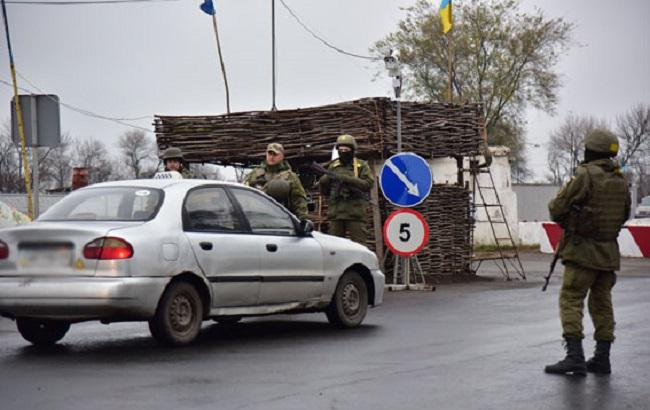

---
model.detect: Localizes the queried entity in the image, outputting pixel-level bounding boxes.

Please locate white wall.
[430,146,519,246]
[518,222,542,246]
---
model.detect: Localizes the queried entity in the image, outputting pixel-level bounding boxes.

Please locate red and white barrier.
[540,221,650,258]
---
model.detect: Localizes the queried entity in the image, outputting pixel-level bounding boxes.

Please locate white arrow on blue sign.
[379,152,433,207]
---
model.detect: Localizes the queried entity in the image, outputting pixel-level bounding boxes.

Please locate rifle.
[309,161,377,206]
[542,245,561,292]
[541,204,581,292]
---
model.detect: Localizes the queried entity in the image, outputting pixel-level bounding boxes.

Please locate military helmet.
[584,129,619,156]
[336,134,358,150]
[162,147,184,161]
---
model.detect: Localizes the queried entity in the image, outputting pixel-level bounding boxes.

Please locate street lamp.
[384,51,402,152]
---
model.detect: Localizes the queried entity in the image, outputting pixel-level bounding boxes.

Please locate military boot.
[586,340,611,374]
[544,337,587,376]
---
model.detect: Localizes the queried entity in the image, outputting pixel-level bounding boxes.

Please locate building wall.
[0,194,66,217]
[512,184,561,222]
[519,222,542,246]
[430,146,519,246]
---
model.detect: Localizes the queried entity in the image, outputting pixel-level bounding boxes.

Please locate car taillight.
[0,240,8,259]
[83,237,133,260]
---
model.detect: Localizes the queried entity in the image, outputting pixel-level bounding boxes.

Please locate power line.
[278,0,378,62]
[5,0,177,5]
[15,72,150,121]
[0,77,153,133]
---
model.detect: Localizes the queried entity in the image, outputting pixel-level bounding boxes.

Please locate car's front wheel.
[149,281,203,346]
[326,270,368,328]
[16,318,70,346]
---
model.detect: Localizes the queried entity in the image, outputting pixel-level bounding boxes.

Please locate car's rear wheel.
[16,318,70,346]
[326,270,368,328]
[149,281,203,346]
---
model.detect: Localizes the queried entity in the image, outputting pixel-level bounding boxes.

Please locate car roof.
[83,179,246,191]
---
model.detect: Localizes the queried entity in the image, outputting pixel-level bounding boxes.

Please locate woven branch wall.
[154,97,483,165]
[307,183,472,277]
[154,97,482,276]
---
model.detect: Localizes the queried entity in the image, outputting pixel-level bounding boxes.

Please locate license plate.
[18,243,73,268]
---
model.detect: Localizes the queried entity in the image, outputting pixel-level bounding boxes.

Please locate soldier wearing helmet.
[161,147,194,178]
[545,129,631,377]
[244,143,309,220]
[318,134,374,245]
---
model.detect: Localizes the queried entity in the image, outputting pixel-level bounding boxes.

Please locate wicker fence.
[155,97,482,276]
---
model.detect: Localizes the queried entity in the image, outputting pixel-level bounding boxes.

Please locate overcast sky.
[1,0,648,181]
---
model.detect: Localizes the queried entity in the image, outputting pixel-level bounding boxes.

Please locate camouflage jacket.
[549,159,630,271]
[319,157,374,221]
[244,160,308,220]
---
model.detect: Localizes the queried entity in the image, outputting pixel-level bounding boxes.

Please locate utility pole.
[271,0,277,111]
[1,0,33,218]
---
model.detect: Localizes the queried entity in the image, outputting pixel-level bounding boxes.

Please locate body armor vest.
[576,163,628,241]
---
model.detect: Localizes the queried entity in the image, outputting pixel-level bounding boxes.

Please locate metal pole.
[395,78,405,283]
[396,99,402,153]
[32,147,39,217]
[1,0,33,218]
[271,0,277,111]
[630,176,638,220]
[28,96,39,217]
[404,257,410,287]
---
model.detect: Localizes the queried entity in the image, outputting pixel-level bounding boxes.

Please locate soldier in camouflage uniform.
[545,129,631,376]
[244,143,309,220]
[319,134,374,245]
[161,147,194,178]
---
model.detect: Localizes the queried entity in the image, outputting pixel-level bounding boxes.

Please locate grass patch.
[473,244,539,252]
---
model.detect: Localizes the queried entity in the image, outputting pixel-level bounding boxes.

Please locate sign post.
[379,153,434,290]
[10,94,61,218]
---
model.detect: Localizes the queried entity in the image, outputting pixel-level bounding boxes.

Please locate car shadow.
[7,318,381,364]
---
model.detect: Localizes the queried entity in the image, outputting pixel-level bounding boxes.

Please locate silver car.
[0,179,384,346]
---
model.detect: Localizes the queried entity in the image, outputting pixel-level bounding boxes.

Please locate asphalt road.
[1,252,649,410]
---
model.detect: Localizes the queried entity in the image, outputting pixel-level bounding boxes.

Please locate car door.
[228,187,324,305]
[183,186,261,307]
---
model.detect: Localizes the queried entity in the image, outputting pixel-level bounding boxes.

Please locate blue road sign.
[379,153,433,207]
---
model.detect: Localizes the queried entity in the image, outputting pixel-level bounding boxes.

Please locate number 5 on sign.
[383,209,429,257]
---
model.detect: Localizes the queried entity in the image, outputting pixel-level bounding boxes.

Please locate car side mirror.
[298,219,314,236]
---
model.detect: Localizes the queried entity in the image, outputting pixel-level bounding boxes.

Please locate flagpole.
[447,28,453,103]
[211,14,231,114]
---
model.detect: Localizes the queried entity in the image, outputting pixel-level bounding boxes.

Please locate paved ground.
[1,251,649,410]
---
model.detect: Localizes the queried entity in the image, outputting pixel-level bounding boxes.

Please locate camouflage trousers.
[559,263,616,341]
[328,220,368,246]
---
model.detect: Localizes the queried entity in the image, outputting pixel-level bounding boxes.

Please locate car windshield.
[38,187,164,221]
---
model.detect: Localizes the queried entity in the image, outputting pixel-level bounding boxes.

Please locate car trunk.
[0,221,137,277]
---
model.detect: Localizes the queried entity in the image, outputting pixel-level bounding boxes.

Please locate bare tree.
[616,103,650,198]
[37,133,74,191]
[118,130,157,179]
[545,114,607,184]
[74,138,115,184]
[0,129,20,192]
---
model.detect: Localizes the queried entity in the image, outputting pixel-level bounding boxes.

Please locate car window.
[39,187,163,221]
[184,187,243,232]
[230,188,296,236]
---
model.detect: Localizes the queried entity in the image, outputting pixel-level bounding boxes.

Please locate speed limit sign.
[383,209,429,257]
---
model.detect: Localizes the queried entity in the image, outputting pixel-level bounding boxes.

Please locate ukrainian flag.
[439,0,452,33]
